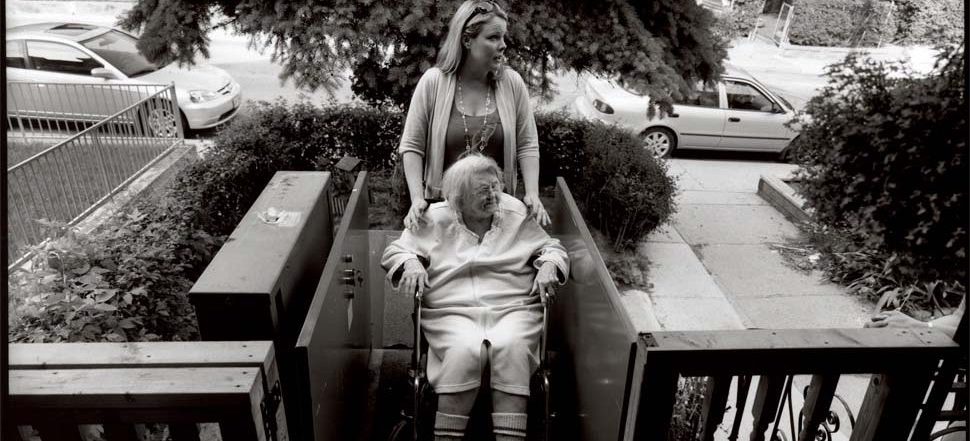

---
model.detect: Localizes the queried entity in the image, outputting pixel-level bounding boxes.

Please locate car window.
[81,30,157,77]
[6,40,27,68]
[26,40,103,76]
[725,80,775,112]
[676,82,719,108]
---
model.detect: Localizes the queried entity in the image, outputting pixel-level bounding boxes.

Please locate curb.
[757,175,810,224]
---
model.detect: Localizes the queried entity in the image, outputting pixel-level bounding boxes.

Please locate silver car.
[6,22,242,134]
[572,65,799,157]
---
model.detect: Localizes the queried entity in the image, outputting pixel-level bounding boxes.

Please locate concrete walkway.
[636,157,875,441]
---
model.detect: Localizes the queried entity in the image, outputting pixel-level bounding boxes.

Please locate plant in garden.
[787,0,894,47]
[786,44,967,313]
[892,0,964,45]
[711,0,765,42]
[118,0,726,114]
[9,199,220,342]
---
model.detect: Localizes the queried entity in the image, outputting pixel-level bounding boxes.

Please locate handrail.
[634,327,962,441]
[8,341,287,441]
[6,83,184,265]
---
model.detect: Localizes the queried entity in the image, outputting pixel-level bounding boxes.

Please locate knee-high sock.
[434,411,469,439]
[492,412,528,438]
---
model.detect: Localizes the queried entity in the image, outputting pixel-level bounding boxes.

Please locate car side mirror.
[91,67,117,80]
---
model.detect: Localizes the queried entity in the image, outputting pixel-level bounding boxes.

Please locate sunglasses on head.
[463,1,499,30]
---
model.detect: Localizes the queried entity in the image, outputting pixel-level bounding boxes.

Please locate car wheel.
[137,100,184,138]
[642,127,676,158]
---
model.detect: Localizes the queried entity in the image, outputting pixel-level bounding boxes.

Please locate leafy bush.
[787,46,966,303]
[174,102,674,249]
[9,197,220,343]
[171,100,405,236]
[711,0,765,42]
[892,0,964,45]
[788,0,894,47]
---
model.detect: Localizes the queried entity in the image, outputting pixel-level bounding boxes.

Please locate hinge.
[260,380,283,441]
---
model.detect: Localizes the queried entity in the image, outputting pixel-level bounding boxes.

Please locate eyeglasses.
[473,181,503,198]
[463,1,499,31]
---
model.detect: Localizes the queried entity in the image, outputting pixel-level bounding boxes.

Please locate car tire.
[642,127,676,159]
[137,99,186,138]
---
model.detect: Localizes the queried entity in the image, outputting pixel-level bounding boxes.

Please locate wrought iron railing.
[6,82,174,142]
[6,83,184,265]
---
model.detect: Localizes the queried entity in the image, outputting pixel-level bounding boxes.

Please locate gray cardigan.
[398,67,540,198]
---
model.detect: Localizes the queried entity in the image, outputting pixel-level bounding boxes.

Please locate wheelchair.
[389,292,553,441]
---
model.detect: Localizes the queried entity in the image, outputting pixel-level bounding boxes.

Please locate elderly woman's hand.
[523,193,550,227]
[531,261,559,303]
[399,258,429,298]
[404,198,429,231]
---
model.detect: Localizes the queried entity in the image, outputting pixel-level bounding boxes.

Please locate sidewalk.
[637,157,874,441]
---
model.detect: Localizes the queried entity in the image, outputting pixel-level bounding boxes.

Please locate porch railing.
[633,325,966,441]
[6,83,184,265]
[8,341,288,441]
[6,82,170,141]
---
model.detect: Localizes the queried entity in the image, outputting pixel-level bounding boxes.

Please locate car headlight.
[189,90,220,103]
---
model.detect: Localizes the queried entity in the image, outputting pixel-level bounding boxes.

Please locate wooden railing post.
[796,374,840,441]
[850,364,937,441]
[633,354,678,440]
[749,375,786,441]
[700,376,732,441]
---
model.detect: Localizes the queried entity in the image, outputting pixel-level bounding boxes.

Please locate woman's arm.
[509,70,550,225]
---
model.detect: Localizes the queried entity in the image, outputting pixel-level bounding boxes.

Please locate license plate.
[232,95,241,108]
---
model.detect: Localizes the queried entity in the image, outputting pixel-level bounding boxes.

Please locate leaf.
[875,288,900,312]
[93,303,118,312]
[71,262,92,275]
[94,290,119,303]
[105,332,126,342]
[123,293,133,305]
[130,286,148,297]
[118,318,137,329]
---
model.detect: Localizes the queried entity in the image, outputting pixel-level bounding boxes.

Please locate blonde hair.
[440,153,503,212]
[436,0,508,80]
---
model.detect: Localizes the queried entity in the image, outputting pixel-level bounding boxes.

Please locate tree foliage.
[788,44,967,284]
[118,0,727,110]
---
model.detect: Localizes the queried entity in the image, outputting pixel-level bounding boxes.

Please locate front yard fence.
[6,83,184,266]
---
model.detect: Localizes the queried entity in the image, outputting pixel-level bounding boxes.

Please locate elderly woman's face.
[463,172,502,220]
[465,17,507,72]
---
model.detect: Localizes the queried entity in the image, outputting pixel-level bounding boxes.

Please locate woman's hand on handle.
[400,258,429,299]
[404,198,429,231]
[532,261,559,304]
[523,193,550,227]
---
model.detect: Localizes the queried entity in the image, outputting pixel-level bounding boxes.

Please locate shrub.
[8,196,220,343]
[174,102,674,249]
[170,100,405,236]
[711,0,765,42]
[787,45,966,290]
[787,0,894,47]
[892,0,964,45]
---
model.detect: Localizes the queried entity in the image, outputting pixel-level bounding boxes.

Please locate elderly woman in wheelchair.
[382,153,569,440]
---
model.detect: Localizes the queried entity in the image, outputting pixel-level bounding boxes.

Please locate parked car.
[572,65,799,158]
[5,22,242,136]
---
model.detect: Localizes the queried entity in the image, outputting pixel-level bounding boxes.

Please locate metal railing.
[6,82,172,143]
[6,83,184,265]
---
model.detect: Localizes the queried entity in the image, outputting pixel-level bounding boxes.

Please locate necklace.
[457,80,491,153]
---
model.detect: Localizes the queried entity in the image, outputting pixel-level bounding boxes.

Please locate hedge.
[712,0,765,41]
[787,45,966,288]
[892,0,964,45]
[9,101,676,342]
[787,0,894,47]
